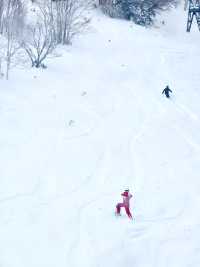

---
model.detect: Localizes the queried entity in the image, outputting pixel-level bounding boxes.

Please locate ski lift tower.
[187,0,200,32]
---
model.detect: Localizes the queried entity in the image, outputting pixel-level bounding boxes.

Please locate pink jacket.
[121,191,132,207]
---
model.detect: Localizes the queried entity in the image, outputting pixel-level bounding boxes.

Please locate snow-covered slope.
[1,5,200,267]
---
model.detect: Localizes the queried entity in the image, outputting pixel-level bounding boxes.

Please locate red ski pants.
[116,203,132,219]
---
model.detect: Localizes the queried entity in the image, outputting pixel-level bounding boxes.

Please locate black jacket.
[162,86,172,94]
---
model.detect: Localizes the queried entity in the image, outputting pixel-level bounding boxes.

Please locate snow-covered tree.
[101,0,178,26]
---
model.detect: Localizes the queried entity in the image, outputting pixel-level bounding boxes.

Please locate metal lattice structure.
[187,0,200,32]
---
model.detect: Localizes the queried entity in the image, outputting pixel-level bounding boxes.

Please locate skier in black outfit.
[162,85,172,98]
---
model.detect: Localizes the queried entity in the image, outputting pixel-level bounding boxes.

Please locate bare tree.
[22,3,56,68]
[49,0,92,45]
[0,0,4,34]
[0,37,5,78]
[2,0,25,79]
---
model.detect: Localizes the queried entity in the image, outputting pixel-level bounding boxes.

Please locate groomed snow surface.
[1,5,200,267]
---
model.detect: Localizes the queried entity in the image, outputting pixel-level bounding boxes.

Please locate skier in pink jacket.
[116,189,133,219]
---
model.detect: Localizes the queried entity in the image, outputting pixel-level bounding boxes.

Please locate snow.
[1,4,200,267]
